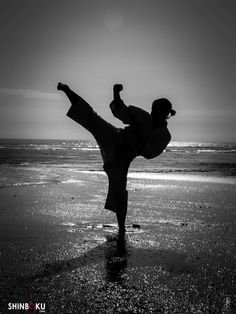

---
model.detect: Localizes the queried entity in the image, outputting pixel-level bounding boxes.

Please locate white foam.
[60,222,76,227]
[77,170,236,185]
[61,179,82,184]
[12,181,47,186]
[128,173,236,185]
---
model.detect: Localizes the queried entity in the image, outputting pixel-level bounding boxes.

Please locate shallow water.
[0,139,236,188]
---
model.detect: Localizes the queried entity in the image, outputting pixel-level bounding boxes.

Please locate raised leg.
[57,82,118,150]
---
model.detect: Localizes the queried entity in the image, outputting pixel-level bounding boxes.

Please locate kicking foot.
[57,82,69,91]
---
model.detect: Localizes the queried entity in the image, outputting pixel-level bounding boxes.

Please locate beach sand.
[0,172,235,313]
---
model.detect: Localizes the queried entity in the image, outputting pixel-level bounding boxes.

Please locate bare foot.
[57,82,69,91]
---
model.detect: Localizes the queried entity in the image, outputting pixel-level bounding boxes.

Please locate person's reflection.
[105,236,128,283]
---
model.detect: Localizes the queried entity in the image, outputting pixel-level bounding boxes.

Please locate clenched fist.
[113,84,123,92]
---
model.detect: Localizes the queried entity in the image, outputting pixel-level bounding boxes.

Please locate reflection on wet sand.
[105,236,128,283]
[20,236,192,285]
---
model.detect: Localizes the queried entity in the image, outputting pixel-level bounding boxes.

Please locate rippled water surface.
[1,139,236,188]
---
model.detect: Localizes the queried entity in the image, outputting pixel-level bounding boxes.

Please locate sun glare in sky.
[104,10,124,31]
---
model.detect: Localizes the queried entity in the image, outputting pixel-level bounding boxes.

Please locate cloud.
[0,88,61,100]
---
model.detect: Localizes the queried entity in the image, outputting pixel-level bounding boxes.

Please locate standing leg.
[104,162,130,235]
[116,210,126,236]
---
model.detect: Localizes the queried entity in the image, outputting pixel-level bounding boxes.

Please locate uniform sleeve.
[141,128,171,159]
[110,101,152,134]
[109,99,131,124]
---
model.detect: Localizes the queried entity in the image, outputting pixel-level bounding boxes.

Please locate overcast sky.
[0,0,235,142]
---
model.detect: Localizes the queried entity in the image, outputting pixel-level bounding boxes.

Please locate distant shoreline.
[76,170,236,185]
[0,138,236,144]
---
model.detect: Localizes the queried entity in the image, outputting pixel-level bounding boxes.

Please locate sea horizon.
[1,137,236,144]
[1,138,236,189]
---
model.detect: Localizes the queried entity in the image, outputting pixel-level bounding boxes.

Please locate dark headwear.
[151,98,176,118]
[151,98,176,128]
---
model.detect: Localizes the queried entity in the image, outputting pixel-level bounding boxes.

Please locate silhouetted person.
[57,83,176,235]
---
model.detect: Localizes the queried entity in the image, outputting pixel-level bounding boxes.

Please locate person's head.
[151,98,176,126]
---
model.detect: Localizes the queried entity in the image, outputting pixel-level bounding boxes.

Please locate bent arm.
[113,84,122,101]
[110,84,131,124]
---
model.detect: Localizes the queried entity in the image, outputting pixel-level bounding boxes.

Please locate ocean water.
[0,139,236,188]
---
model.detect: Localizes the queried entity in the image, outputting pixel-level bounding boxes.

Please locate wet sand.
[0,172,235,313]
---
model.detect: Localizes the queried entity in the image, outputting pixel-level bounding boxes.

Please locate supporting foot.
[116,211,126,236]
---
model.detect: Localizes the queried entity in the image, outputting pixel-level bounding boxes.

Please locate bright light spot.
[104,10,123,31]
